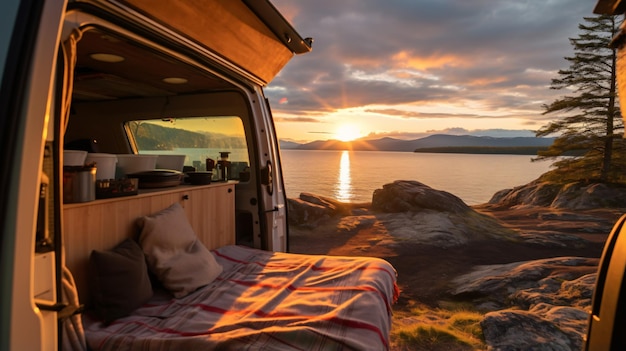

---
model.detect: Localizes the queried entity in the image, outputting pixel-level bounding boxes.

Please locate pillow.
[138,203,222,298]
[88,238,153,323]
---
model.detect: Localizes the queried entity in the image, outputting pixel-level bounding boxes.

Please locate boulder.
[488,180,562,207]
[451,257,598,308]
[481,310,581,351]
[490,180,626,210]
[287,193,353,227]
[551,182,626,209]
[372,180,471,214]
[375,210,519,247]
[371,181,519,246]
[287,197,332,227]
[451,257,598,350]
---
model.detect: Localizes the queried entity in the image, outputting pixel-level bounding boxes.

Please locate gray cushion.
[138,203,222,298]
[89,238,153,323]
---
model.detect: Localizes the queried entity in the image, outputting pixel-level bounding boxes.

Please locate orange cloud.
[274,116,320,123]
[392,50,465,70]
[467,76,508,86]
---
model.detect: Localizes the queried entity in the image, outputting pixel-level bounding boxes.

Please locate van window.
[126,116,250,179]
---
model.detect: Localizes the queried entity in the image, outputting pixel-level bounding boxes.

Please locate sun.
[335,124,360,142]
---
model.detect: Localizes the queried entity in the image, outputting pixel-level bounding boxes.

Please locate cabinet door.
[181,184,235,249]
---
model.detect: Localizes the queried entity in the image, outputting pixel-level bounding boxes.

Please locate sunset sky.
[266,0,594,142]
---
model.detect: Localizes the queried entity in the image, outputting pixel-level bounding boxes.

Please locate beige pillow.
[138,203,222,298]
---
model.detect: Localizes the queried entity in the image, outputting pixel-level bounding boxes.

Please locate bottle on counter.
[216,152,230,182]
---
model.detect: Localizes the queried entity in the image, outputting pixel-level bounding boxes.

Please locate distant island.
[280,134,556,155]
[413,146,549,155]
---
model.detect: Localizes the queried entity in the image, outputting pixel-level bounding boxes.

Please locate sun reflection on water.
[335,150,352,202]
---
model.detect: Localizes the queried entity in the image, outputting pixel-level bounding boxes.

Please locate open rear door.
[0,0,67,350]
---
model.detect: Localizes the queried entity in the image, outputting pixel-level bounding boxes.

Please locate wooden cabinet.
[63,182,235,304]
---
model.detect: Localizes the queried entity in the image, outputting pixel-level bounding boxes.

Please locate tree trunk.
[601,19,619,182]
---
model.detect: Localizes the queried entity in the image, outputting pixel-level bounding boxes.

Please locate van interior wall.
[65,91,251,154]
[64,90,261,249]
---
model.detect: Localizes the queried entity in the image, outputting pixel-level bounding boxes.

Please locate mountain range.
[280,134,555,153]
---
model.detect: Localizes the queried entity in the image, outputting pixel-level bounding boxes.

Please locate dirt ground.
[288,205,624,309]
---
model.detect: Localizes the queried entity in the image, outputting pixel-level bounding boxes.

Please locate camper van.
[0,0,312,349]
[4,0,625,350]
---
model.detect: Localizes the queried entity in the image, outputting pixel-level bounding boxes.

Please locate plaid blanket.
[84,245,398,351]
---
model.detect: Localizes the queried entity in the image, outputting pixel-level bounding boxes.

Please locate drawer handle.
[182,194,190,200]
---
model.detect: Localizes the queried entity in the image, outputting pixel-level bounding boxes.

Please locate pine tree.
[536,14,626,183]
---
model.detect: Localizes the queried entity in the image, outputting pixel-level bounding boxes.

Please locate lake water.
[280,150,554,205]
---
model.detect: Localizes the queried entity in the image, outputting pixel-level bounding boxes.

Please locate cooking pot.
[63,165,96,203]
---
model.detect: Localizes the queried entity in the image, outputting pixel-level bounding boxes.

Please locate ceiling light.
[162,77,188,84]
[90,53,125,63]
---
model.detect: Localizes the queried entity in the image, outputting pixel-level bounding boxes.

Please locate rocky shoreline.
[287,180,626,350]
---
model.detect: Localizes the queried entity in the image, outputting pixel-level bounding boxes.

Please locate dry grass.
[390,301,486,351]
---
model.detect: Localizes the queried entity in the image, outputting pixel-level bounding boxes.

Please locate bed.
[68,202,398,351]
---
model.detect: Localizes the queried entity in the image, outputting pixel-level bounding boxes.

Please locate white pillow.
[138,203,222,298]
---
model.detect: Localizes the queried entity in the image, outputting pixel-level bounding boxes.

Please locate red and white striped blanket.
[83,245,398,351]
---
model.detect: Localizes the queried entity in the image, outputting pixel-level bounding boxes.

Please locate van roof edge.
[243,0,312,54]
[594,0,626,14]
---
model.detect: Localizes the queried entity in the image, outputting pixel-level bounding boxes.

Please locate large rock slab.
[451,257,598,350]
[372,181,520,246]
[375,210,519,247]
[490,180,626,210]
[481,309,582,351]
[372,180,471,214]
[552,182,626,209]
[451,257,598,308]
[489,181,563,207]
[287,193,356,227]
[287,197,331,228]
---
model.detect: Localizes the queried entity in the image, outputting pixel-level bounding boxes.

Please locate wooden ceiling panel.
[73,29,232,102]
[121,0,293,84]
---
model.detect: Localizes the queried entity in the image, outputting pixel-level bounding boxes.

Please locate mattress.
[83,245,398,351]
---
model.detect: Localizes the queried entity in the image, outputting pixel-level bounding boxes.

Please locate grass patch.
[449,311,484,341]
[396,325,468,348]
[391,301,486,350]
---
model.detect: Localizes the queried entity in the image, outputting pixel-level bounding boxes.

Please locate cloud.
[273,116,321,123]
[426,128,538,138]
[269,0,593,132]
[363,131,431,140]
[363,127,537,139]
[363,108,549,122]
[365,109,486,119]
